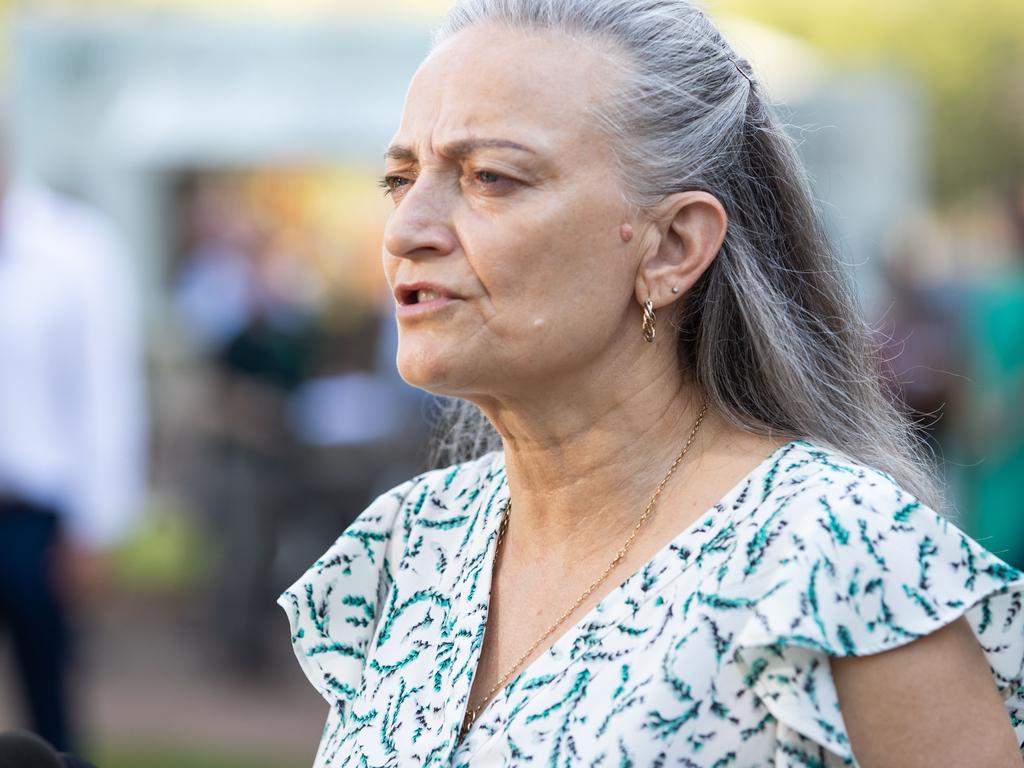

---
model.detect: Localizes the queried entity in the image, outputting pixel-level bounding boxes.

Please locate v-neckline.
[450,438,806,757]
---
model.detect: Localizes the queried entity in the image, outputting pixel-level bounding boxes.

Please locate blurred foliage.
[111,499,214,593]
[714,0,1024,206]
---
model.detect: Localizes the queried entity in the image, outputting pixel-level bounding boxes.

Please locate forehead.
[394,22,618,157]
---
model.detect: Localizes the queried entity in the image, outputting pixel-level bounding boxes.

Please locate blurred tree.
[715,0,1024,209]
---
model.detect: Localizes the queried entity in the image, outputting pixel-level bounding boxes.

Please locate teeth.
[416,289,440,303]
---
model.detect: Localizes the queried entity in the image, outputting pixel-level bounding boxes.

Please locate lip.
[393,281,463,319]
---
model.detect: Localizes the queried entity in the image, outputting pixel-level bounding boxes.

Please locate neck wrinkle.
[495,386,718,565]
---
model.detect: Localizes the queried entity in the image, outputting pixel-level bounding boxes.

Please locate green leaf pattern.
[279,440,1024,767]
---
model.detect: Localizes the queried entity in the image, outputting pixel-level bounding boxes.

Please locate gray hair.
[422,0,948,515]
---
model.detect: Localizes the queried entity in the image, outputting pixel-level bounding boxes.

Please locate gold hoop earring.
[642,298,656,343]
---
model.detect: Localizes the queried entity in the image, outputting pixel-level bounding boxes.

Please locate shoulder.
[760,437,909,503]
[762,440,1010,600]
[714,438,923,586]
[276,449,507,707]
[723,439,1024,763]
[736,439,1024,642]
[738,438,950,559]
[5,181,129,299]
[8,181,120,248]
[300,448,507,583]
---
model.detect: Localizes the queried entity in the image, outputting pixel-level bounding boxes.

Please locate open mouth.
[400,288,447,305]
[403,290,440,305]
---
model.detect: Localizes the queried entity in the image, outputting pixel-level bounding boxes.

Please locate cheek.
[390,182,629,379]
[468,230,578,310]
[464,220,626,348]
[381,250,399,291]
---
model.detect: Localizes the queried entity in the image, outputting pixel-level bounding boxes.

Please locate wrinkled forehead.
[393,22,620,158]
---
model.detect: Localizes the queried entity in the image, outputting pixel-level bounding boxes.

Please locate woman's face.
[382,22,641,402]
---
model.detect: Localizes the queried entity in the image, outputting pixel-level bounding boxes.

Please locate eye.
[468,169,517,192]
[378,174,410,198]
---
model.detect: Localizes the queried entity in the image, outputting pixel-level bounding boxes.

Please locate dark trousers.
[0,499,73,752]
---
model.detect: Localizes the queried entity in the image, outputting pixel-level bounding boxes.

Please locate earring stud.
[671,287,680,294]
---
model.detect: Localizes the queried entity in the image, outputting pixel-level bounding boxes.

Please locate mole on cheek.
[619,224,634,242]
[533,318,546,330]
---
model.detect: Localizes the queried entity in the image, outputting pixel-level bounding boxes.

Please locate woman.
[279,1,1024,765]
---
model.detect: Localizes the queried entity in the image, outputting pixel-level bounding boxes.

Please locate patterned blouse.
[278,438,1024,767]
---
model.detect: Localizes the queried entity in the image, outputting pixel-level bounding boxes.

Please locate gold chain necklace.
[458,397,710,743]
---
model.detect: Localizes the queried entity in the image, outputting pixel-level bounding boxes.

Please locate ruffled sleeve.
[732,463,1024,766]
[276,474,423,713]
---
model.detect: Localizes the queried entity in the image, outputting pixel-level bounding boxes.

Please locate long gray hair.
[421,0,948,515]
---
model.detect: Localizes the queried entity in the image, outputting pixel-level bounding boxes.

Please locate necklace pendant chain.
[457,398,710,743]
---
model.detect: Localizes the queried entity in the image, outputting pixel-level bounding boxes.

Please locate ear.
[633,191,728,308]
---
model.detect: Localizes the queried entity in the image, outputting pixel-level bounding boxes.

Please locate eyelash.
[377,171,511,198]
[377,175,406,198]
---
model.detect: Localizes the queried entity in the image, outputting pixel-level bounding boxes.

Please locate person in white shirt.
[0,177,147,753]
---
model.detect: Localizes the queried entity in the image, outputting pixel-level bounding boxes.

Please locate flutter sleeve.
[277,474,423,714]
[732,465,1024,766]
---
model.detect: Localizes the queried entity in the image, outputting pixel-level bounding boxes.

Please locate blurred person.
[876,216,969,463]
[173,175,263,354]
[959,180,1024,570]
[173,182,318,673]
[277,2,1024,766]
[0,171,147,752]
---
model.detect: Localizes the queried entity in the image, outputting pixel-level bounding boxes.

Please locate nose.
[382,174,459,260]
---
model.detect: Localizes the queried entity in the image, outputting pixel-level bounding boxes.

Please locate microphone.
[0,731,98,768]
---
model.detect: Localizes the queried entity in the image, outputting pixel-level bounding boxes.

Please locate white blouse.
[279,438,1024,766]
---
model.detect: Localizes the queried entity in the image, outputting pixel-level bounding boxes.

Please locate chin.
[396,339,461,394]
[397,342,503,400]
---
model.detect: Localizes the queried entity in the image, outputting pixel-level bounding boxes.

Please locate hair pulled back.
[422,0,946,514]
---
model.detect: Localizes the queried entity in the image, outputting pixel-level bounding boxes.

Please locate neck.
[474,364,723,564]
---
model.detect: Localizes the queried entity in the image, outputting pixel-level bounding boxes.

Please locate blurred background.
[0,0,1020,766]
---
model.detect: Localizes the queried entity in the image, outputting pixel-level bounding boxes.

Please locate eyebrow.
[383,137,539,162]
